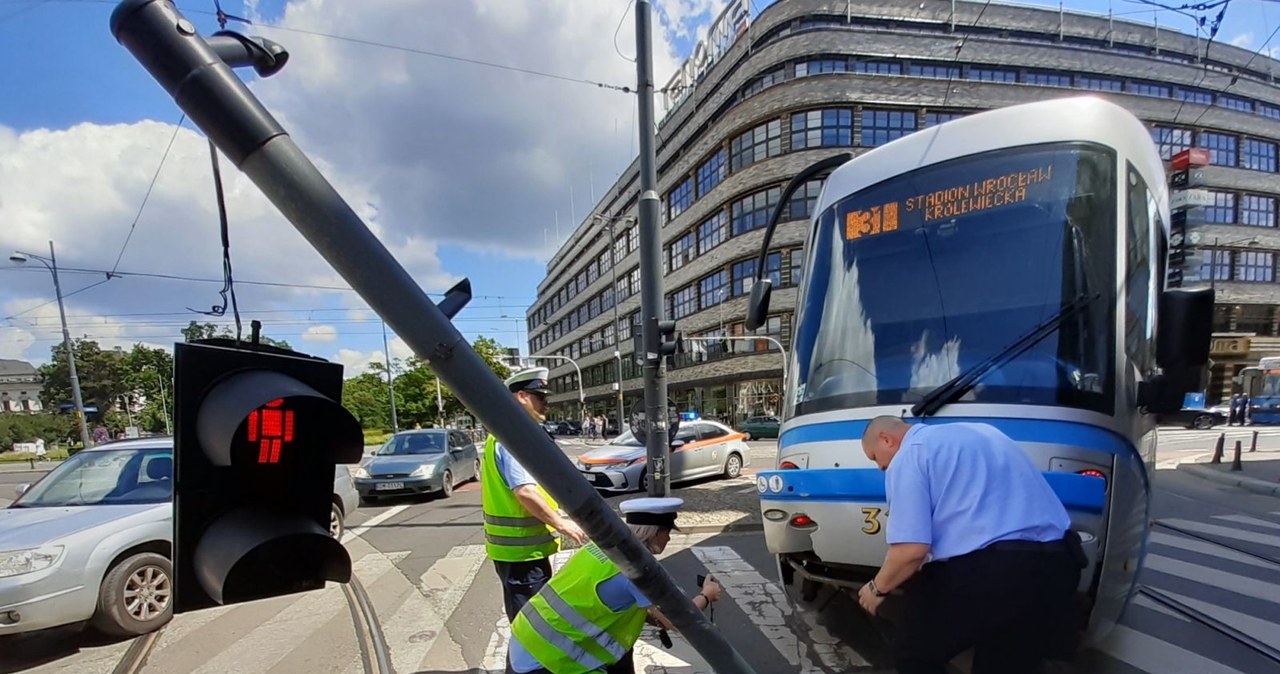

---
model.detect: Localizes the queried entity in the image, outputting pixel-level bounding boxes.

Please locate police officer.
[505,497,723,674]
[857,416,1082,674]
[482,366,589,622]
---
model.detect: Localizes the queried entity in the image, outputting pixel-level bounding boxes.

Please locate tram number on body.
[861,507,883,535]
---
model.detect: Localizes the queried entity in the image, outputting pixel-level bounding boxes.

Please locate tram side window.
[1125,164,1157,376]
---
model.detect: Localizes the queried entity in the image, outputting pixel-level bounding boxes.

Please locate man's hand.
[701,577,723,603]
[557,520,588,545]
[858,582,885,616]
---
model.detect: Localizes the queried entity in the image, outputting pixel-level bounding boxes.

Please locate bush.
[0,413,75,452]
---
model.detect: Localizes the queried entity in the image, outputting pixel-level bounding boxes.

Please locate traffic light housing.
[657,320,683,361]
[173,340,363,613]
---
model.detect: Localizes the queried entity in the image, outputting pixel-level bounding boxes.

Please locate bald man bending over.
[856,416,1082,674]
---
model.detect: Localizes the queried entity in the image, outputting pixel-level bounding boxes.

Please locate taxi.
[575,417,750,493]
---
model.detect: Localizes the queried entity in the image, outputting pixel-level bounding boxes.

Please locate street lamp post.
[529,353,587,424]
[592,213,633,439]
[9,242,93,449]
[155,371,171,435]
[381,320,399,432]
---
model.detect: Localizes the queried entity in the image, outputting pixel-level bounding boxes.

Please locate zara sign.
[662,0,752,112]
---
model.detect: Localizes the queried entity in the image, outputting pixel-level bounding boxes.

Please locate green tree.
[0,413,75,452]
[122,344,174,434]
[39,339,129,413]
[181,321,292,350]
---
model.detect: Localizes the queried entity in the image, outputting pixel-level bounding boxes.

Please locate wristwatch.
[868,579,890,597]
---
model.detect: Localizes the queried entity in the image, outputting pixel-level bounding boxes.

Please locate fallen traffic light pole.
[108,1,756,672]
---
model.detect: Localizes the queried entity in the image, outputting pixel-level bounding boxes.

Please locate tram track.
[108,628,164,674]
[1135,585,1280,667]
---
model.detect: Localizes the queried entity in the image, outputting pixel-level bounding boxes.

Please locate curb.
[1176,462,1280,498]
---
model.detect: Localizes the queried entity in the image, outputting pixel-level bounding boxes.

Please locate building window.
[730,187,781,236]
[861,109,917,147]
[1198,132,1238,166]
[667,177,693,221]
[1024,71,1072,87]
[967,67,1017,82]
[1240,195,1277,228]
[672,286,698,319]
[669,231,696,272]
[854,60,901,75]
[909,63,959,78]
[628,226,638,253]
[923,111,965,128]
[789,249,803,286]
[1177,87,1214,104]
[588,296,601,319]
[790,109,853,149]
[795,58,848,77]
[619,313,633,342]
[700,270,729,309]
[787,180,823,220]
[696,149,727,198]
[1260,103,1280,120]
[730,120,782,172]
[742,67,784,97]
[1241,138,1278,172]
[1078,76,1123,92]
[730,253,781,297]
[1217,95,1253,113]
[1150,126,1192,160]
[698,211,728,255]
[1200,191,1236,224]
[1127,82,1170,97]
[1199,249,1231,282]
[1236,251,1275,282]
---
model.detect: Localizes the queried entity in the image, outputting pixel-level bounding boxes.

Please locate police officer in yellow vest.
[483,366,589,622]
[506,497,723,674]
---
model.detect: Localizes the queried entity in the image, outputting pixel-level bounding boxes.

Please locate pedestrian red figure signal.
[249,399,294,464]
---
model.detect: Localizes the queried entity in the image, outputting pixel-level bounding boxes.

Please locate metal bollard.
[1251,430,1258,453]
[1231,440,1243,472]
[1211,433,1225,464]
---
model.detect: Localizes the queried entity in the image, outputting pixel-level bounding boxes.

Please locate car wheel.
[330,502,344,539]
[473,458,482,482]
[639,469,649,493]
[1192,414,1214,430]
[92,552,173,637]
[441,470,454,498]
[743,432,753,441]
[724,453,743,479]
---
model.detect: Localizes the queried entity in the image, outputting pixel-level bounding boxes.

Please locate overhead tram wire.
[110,113,187,277]
[1189,18,1280,127]
[941,0,996,108]
[1167,1,1233,124]
[1,278,113,323]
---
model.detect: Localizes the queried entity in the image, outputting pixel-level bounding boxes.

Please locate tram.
[745,97,1213,644]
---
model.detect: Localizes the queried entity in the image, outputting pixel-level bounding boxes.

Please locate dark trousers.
[877,540,1081,674]
[494,558,553,623]
[504,648,635,674]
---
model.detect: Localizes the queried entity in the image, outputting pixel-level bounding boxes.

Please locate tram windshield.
[791,143,1117,416]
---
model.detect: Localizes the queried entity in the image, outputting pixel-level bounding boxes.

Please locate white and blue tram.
[745,97,1213,645]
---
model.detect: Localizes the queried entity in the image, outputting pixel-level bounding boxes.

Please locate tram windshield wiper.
[911,292,1102,418]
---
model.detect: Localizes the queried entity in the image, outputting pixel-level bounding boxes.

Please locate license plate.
[376,482,405,491]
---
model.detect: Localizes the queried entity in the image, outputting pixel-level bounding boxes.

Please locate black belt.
[986,538,1068,553]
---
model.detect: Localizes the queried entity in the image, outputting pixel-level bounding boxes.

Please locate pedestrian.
[482,366,589,622]
[857,416,1083,674]
[33,437,46,462]
[1241,394,1251,425]
[92,424,109,445]
[506,497,723,674]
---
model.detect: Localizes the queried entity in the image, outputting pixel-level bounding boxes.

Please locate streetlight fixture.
[1205,236,1260,292]
[9,242,93,450]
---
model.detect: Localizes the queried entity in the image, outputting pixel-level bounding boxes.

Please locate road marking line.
[1145,554,1280,605]
[1149,531,1277,571]
[1163,589,1280,648]
[341,503,410,543]
[1211,513,1280,531]
[1098,625,1247,674]
[1132,594,1190,623]
[378,547,488,674]
[691,546,869,671]
[1160,518,1280,551]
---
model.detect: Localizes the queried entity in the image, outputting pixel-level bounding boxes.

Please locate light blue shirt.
[495,441,535,490]
[885,422,1070,562]
[508,573,651,672]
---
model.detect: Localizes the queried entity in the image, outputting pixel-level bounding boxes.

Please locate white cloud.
[302,324,338,342]
[0,325,35,361]
[331,336,413,377]
[1230,32,1255,48]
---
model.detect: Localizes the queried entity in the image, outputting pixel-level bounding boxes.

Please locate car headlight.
[354,466,371,479]
[0,546,64,578]
[410,464,435,478]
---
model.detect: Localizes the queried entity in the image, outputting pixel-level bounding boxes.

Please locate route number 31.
[861,507,884,535]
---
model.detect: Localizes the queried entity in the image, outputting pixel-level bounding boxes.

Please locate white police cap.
[505,366,551,395]
[619,497,684,530]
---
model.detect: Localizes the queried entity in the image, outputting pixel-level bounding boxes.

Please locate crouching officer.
[506,498,723,674]
[483,366,589,622]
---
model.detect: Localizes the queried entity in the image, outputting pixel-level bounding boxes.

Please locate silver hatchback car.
[0,437,359,637]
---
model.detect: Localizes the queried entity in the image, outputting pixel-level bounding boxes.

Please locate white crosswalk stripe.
[1161,518,1280,549]
[1212,513,1280,531]
[1098,625,1249,674]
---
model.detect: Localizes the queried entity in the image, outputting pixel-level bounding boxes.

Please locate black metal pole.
[109,2,753,671]
[634,0,671,497]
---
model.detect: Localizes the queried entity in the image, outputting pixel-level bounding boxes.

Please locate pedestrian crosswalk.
[18,513,1280,674]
